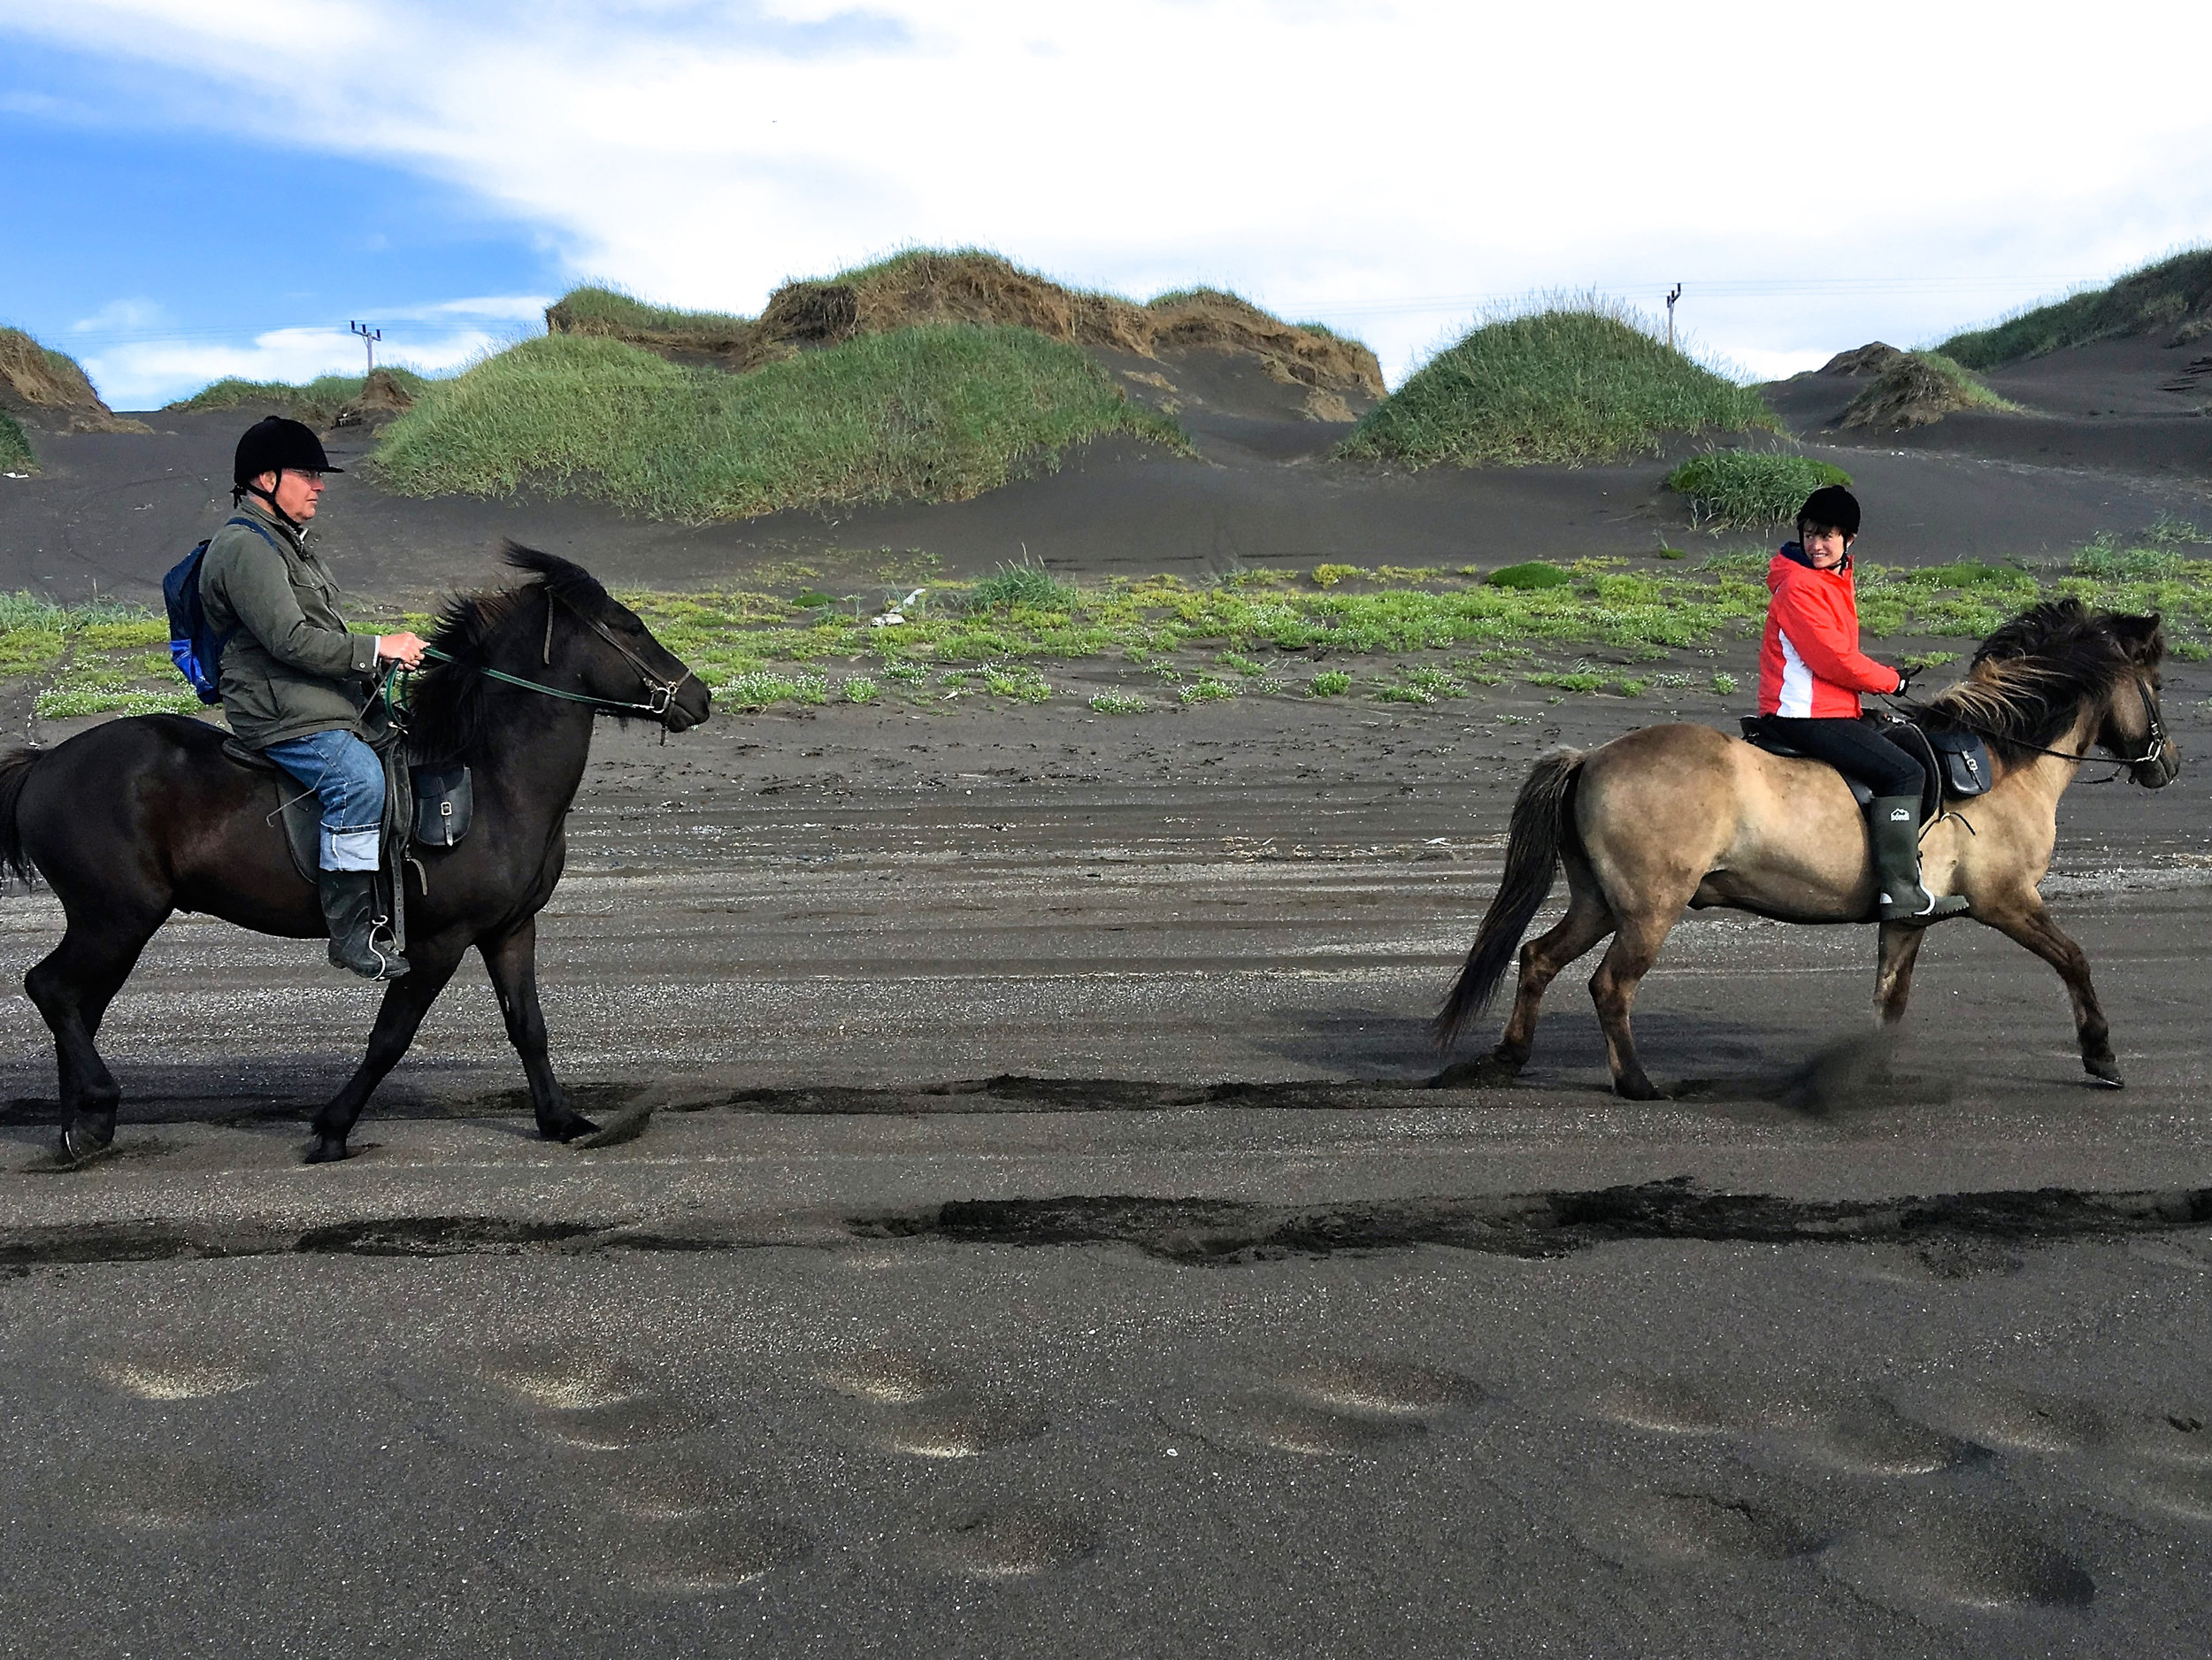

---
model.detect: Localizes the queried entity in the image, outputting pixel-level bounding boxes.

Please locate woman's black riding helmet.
[1797,483,1860,539]
[232,415,342,510]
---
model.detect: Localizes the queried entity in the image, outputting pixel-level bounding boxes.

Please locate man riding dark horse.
[199,416,432,978]
[1757,484,1967,924]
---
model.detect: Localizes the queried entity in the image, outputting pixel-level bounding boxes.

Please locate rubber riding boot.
[1867,796,1969,925]
[317,869,410,980]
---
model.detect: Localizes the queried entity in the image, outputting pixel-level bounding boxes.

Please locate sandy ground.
[4,675,2211,1656]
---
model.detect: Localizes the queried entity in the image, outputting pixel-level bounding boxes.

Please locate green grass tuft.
[0,408,33,473]
[1088,690,1148,714]
[1338,304,1777,466]
[967,561,1077,612]
[372,327,1187,522]
[545,285,752,339]
[1487,561,1571,590]
[1666,450,1853,529]
[169,368,431,423]
[1939,248,2212,369]
[1308,670,1352,696]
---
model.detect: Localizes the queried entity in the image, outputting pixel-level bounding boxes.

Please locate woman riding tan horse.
[1434,597,2177,1098]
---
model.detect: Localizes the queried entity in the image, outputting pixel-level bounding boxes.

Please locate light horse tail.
[0,748,42,885]
[1432,747,1584,1047]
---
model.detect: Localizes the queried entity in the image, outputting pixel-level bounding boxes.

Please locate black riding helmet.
[232,416,342,517]
[1796,483,1861,539]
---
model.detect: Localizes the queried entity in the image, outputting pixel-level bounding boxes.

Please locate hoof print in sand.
[1274,1356,1483,1418]
[923,1507,1096,1579]
[478,1346,645,1411]
[1587,1375,1748,1437]
[876,1393,1047,1459]
[818,1350,950,1406]
[620,1513,810,1594]
[88,1350,264,1403]
[1831,1512,2094,1611]
[1207,1388,1428,1456]
[537,1395,703,1451]
[1773,1397,1972,1477]
[2111,1463,2212,1524]
[592,1456,739,1520]
[1579,1491,1824,1568]
[85,1455,263,1528]
[1941,1387,2108,1456]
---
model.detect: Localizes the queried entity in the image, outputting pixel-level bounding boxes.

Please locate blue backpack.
[163,515,279,703]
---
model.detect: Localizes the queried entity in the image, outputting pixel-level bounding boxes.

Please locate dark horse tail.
[0,748,42,885]
[1432,748,1583,1048]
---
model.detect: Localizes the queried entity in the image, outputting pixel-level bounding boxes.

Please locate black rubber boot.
[1868,796,1969,925]
[318,869,410,980]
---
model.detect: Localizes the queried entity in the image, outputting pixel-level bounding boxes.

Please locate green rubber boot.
[1868,796,1969,925]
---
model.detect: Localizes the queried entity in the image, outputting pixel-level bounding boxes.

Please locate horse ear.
[2108,611,2164,665]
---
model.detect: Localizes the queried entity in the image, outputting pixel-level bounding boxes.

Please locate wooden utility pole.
[349,320,381,374]
[1664,285,1682,350]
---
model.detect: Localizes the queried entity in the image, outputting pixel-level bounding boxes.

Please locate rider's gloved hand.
[1890,665,1917,696]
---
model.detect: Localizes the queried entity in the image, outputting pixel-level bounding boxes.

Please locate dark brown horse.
[0,545,710,1164]
[1435,599,2177,1095]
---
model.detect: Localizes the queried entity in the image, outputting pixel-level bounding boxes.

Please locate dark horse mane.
[1920,596,2162,764]
[406,542,614,762]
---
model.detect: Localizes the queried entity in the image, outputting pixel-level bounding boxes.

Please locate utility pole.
[1664,285,1682,350]
[349,320,381,375]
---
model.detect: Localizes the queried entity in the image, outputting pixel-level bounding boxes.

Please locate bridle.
[1938,675,2168,773]
[411,588,695,720]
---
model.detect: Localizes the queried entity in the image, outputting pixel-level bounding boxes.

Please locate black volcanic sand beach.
[3,346,2212,1655]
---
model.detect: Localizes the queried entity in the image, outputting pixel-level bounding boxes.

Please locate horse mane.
[1920,597,2162,764]
[407,542,615,761]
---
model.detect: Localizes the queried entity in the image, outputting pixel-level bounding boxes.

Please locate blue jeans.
[263,730,385,872]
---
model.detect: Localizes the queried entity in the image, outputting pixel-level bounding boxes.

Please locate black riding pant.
[1762,716,1924,798]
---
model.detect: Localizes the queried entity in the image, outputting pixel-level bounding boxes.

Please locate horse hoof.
[2084,1059,2125,1089]
[1613,1077,1667,1102]
[541,1115,599,1145]
[58,1123,114,1166]
[304,1135,351,1164]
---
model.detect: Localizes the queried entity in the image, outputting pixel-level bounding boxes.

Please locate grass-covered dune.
[1339,305,1778,467]
[0,326,149,436]
[1837,350,2016,430]
[1939,248,2212,369]
[372,325,1187,521]
[548,249,1385,401]
[171,367,431,426]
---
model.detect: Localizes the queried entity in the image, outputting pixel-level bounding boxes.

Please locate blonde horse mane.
[1921,598,2161,764]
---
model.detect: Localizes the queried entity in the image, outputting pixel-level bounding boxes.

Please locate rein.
[1922,677,2168,772]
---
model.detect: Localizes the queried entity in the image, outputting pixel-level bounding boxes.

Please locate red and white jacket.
[1758,545,1901,718]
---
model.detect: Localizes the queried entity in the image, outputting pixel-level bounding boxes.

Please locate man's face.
[255,468,326,522]
[1801,522,1852,570]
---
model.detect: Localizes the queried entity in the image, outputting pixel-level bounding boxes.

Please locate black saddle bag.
[411,764,472,848]
[1924,728,1993,798]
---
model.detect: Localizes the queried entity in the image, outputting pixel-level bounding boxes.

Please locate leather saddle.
[223,737,472,884]
[1739,715,1992,825]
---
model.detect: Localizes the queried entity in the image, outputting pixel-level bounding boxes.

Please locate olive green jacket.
[198,498,381,749]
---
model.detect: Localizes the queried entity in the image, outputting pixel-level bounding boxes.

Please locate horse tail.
[1432,747,1583,1048]
[0,748,43,885]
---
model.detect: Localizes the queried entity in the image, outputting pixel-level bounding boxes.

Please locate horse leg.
[480,918,597,1143]
[1493,875,1616,1074]
[1587,912,1677,1101]
[1978,895,2121,1087]
[1873,922,1927,1027]
[24,912,163,1162]
[306,934,466,1163]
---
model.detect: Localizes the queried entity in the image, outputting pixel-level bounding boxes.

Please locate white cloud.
[71,296,165,333]
[6,0,2210,384]
[81,324,511,409]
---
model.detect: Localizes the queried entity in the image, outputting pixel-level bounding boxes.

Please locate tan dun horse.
[1434,599,2177,1096]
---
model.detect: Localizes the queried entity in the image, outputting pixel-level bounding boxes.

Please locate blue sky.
[4,1,2208,409]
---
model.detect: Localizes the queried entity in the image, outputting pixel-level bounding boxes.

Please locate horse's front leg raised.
[307,933,467,1163]
[480,917,597,1144]
[1873,922,1927,1027]
[1978,893,2122,1087]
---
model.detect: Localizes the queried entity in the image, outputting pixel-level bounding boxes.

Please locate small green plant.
[2072,536,2186,580]
[1710,672,1739,695]
[1311,564,1362,588]
[1665,450,1853,530]
[982,664,1052,703]
[2172,640,2210,662]
[841,675,881,703]
[880,662,928,683]
[1179,676,1238,703]
[0,409,35,473]
[717,669,829,708]
[968,560,1076,612]
[1901,650,1959,671]
[1309,670,1352,696]
[1487,561,1571,590]
[1656,546,1686,560]
[1614,677,1651,696]
[1528,669,1603,694]
[792,590,836,609]
[1652,672,1693,688]
[1217,650,1267,675]
[1089,690,1148,714]
[2144,512,2209,546]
